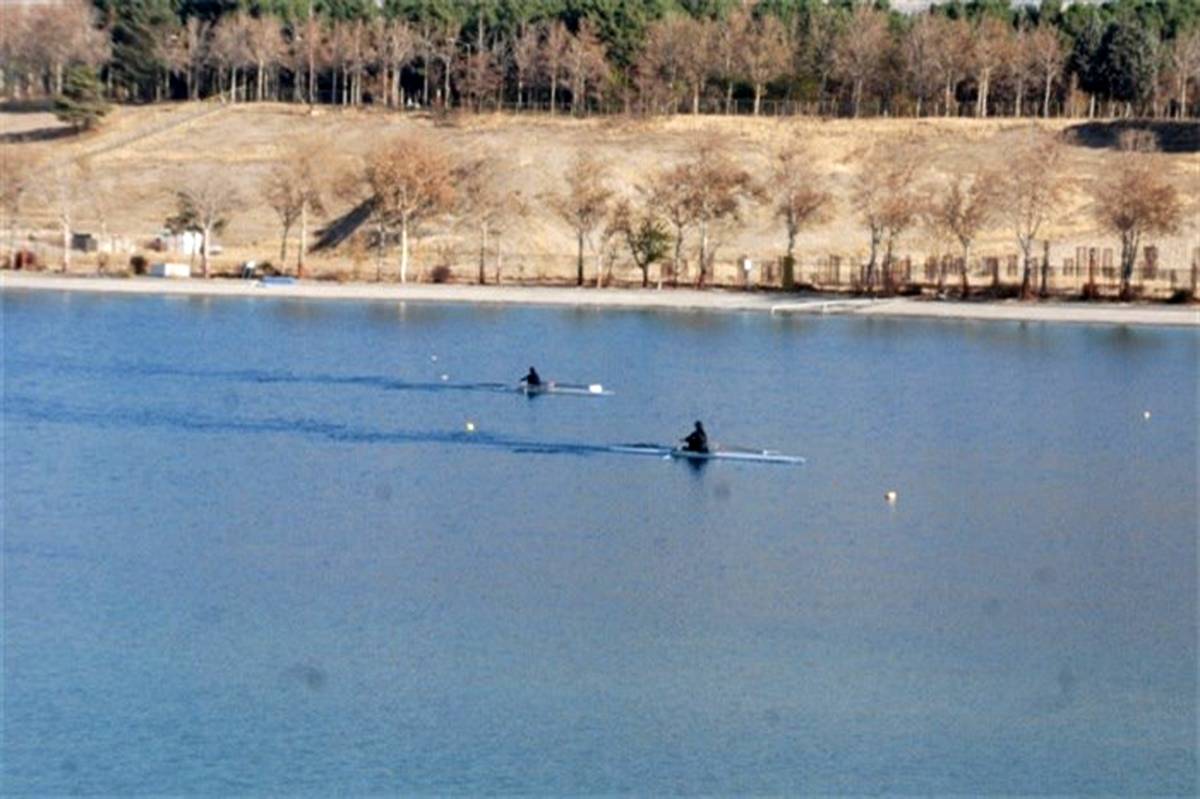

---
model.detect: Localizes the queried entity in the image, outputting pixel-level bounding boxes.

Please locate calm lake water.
[2,289,1196,795]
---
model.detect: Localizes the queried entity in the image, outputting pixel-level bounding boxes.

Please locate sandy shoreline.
[3,272,1198,328]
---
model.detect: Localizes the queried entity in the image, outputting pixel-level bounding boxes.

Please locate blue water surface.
[2,289,1196,795]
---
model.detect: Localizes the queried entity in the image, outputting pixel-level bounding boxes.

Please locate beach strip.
[3,273,1197,328]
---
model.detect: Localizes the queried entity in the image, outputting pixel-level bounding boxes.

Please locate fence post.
[1087,247,1097,297]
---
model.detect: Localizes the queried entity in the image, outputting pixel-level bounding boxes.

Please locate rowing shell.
[519,382,612,397]
[608,444,805,465]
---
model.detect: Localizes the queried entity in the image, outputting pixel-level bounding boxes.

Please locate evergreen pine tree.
[54,65,111,131]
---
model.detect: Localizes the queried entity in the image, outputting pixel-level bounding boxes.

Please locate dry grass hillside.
[4,102,1198,286]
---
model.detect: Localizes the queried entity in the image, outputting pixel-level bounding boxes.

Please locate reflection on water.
[1,289,1196,795]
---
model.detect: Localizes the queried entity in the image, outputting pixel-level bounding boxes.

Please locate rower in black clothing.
[519,367,542,388]
[681,421,709,453]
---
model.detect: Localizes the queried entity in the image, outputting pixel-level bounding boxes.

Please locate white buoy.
[1143,411,1151,420]
[431,355,438,362]
[441,374,449,381]
[588,383,604,394]
[885,490,898,503]
[465,421,476,432]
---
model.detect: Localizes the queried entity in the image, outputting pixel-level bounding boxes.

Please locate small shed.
[149,262,191,278]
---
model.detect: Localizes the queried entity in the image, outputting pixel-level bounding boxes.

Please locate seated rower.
[520,366,542,388]
[681,420,709,453]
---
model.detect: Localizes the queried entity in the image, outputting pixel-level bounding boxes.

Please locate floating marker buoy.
[1143,411,1151,420]
[588,384,604,394]
[441,374,449,381]
[465,421,476,432]
[431,355,438,362]
[884,490,898,503]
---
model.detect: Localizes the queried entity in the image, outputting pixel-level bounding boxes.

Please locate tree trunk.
[977,68,989,118]
[201,224,211,278]
[960,244,971,298]
[280,223,290,263]
[478,222,488,285]
[60,217,70,272]
[753,83,763,116]
[1043,73,1053,118]
[783,225,797,290]
[944,79,954,116]
[1040,239,1050,297]
[692,84,700,115]
[400,218,410,283]
[376,219,386,281]
[576,231,584,286]
[1020,244,1034,299]
[298,204,307,278]
[697,221,709,288]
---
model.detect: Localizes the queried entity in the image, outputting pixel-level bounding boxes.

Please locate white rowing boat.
[608,444,804,465]
[519,382,612,397]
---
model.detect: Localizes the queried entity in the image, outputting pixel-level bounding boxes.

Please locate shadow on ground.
[1064,120,1200,153]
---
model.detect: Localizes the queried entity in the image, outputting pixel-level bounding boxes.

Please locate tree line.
[7,125,1187,302]
[3,0,1200,120]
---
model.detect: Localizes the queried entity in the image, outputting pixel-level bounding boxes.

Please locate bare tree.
[1169,28,1200,118]
[1093,138,1183,299]
[170,174,241,278]
[742,13,791,116]
[772,140,833,288]
[41,160,87,272]
[262,147,326,268]
[564,20,609,115]
[714,8,750,113]
[356,136,458,283]
[932,16,972,116]
[454,152,523,284]
[637,17,691,114]
[1028,25,1066,118]
[833,6,889,117]
[972,16,1013,118]
[997,132,1066,299]
[512,23,539,110]
[545,152,613,286]
[1,144,43,264]
[245,14,284,102]
[679,136,761,288]
[378,18,416,108]
[850,141,924,293]
[925,171,995,297]
[540,21,570,112]
[646,165,693,287]
[210,13,251,102]
[904,14,944,117]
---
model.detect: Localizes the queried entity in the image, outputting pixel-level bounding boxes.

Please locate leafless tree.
[932,16,972,116]
[972,16,1013,118]
[646,165,693,287]
[850,140,924,293]
[512,23,540,110]
[637,17,691,114]
[1028,25,1066,118]
[904,14,943,116]
[209,13,251,102]
[714,8,750,114]
[245,14,284,102]
[742,13,791,116]
[925,170,996,296]
[564,20,609,115]
[1169,28,1200,118]
[678,136,761,288]
[772,140,833,288]
[263,140,328,273]
[833,6,889,117]
[454,152,523,284]
[1093,137,1184,299]
[545,152,613,286]
[377,18,416,108]
[356,136,458,283]
[0,145,43,264]
[540,20,570,112]
[41,160,87,272]
[171,174,242,278]
[996,131,1066,298]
